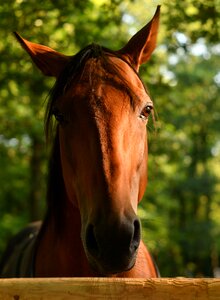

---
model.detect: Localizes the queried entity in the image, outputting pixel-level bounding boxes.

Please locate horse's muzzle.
[84,215,141,275]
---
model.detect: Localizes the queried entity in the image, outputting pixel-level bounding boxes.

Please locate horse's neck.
[35,133,93,277]
[35,203,93,276]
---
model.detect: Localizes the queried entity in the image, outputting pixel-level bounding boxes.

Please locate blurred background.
[0,0,219,277]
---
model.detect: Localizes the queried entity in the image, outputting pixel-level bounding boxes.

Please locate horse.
[0,6,160,278]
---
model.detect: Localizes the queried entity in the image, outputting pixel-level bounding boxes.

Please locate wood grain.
[0,278,220,300]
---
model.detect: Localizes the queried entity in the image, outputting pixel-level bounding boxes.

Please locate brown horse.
[0,6,160,277]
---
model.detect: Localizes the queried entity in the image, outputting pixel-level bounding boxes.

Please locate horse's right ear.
[13,32,70,77]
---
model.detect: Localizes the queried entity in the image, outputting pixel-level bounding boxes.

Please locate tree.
[140,17,220,276]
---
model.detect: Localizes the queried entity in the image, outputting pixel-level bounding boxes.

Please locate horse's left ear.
[118,6,160,71]
[13,32,70,77]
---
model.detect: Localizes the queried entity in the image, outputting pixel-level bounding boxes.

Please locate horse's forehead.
[87,56,148,101]
[63,55,149,111]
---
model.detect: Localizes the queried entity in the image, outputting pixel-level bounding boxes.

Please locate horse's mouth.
[86,250,137,276]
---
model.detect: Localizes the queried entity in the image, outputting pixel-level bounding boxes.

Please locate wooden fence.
[0,278,220,300]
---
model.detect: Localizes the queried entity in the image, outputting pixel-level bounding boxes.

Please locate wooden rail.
[0,278,220,300]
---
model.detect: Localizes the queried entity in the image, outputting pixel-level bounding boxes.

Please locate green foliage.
[139,28,220,276]
[0,0,219,277]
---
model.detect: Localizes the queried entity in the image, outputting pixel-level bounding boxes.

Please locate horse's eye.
[55,113,65,123]
[140,105,153,120]
[52,108,65,123]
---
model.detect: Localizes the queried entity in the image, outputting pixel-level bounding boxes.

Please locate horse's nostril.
[86,224,99,257]
[132,219,141,250]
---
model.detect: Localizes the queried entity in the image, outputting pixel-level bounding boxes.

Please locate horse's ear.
[118,6,160,71]
[13,32,70,77]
